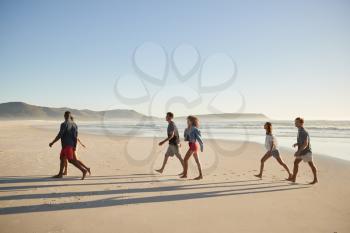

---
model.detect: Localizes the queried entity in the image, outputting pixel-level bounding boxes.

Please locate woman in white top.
[255,122,292,179]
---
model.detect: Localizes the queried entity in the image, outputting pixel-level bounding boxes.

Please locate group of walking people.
[155,112,318,184]
[254,117,318,184]
[49,111,318,184]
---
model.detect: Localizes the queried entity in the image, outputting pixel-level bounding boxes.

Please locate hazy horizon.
[1,101,350,121]
[1,1,349,120]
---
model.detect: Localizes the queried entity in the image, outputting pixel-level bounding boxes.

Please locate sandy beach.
[0,121,349,233]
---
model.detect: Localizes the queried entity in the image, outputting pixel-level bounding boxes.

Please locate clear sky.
[1,0,349,120]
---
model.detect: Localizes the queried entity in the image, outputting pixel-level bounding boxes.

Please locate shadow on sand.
[0,174,180,192]
[0,174,309,215]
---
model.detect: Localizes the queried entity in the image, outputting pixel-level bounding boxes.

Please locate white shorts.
[295,152,313,162]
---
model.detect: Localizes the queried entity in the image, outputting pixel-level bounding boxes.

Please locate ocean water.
[70,119,350,161]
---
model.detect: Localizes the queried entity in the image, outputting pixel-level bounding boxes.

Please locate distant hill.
[0,102,269,121]
[0,102,151,120]
[178,113,269,121]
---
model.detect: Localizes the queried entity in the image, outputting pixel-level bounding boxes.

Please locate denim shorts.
[271,149,280,158]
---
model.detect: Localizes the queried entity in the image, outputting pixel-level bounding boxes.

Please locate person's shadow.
[0,174,309,215]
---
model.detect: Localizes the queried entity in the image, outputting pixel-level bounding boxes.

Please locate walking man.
[49,111,87,180]
[155,112,184,174]
[288,117,318,184]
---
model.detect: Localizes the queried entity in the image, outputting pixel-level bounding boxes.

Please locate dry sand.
[0,121,349,233]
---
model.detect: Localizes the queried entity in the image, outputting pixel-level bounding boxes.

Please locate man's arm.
[295,136,308,156]
[73,124,78,148]
[159,131,174,146]
[49,136,60,147]
[49,124,65,147]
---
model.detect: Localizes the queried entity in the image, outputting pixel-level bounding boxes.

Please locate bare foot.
[180,175,187,178]
[194,175,203,180]
[81,170,87,180]
[52,174,63,178]
[309,179,318,185]
[178,171,184,176]
[286,177,296,183]
[87,168,91,175]
[63,171,67,176]
[254,174,262,178]
[285,174,293,180]
[155,169,163,174]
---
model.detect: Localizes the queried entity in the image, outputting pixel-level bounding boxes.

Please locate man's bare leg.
[275,156,292,179]
[288,158,302,182]
[69,159,87,180]
[175,153,185,175]
[63,159,68,175]
[155,155,169,174]
[254,152,271,178]
[52,158,65,178]
[308,161,318,184]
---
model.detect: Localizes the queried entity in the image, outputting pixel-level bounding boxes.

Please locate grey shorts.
[165,144,181,157]
[271,149,280,158]
[295,152,313,162]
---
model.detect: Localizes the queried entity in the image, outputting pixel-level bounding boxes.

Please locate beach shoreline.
[17,119,350,163]
[2,119,348,161]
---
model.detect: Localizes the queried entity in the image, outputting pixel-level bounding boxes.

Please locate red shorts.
[189,142,199,152]
[60,146,74,161]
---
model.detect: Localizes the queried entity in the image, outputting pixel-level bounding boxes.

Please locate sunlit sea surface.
[45,119,350,161]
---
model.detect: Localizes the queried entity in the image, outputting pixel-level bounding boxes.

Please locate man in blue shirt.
[49,111,88,179]
[288,117,318,184]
